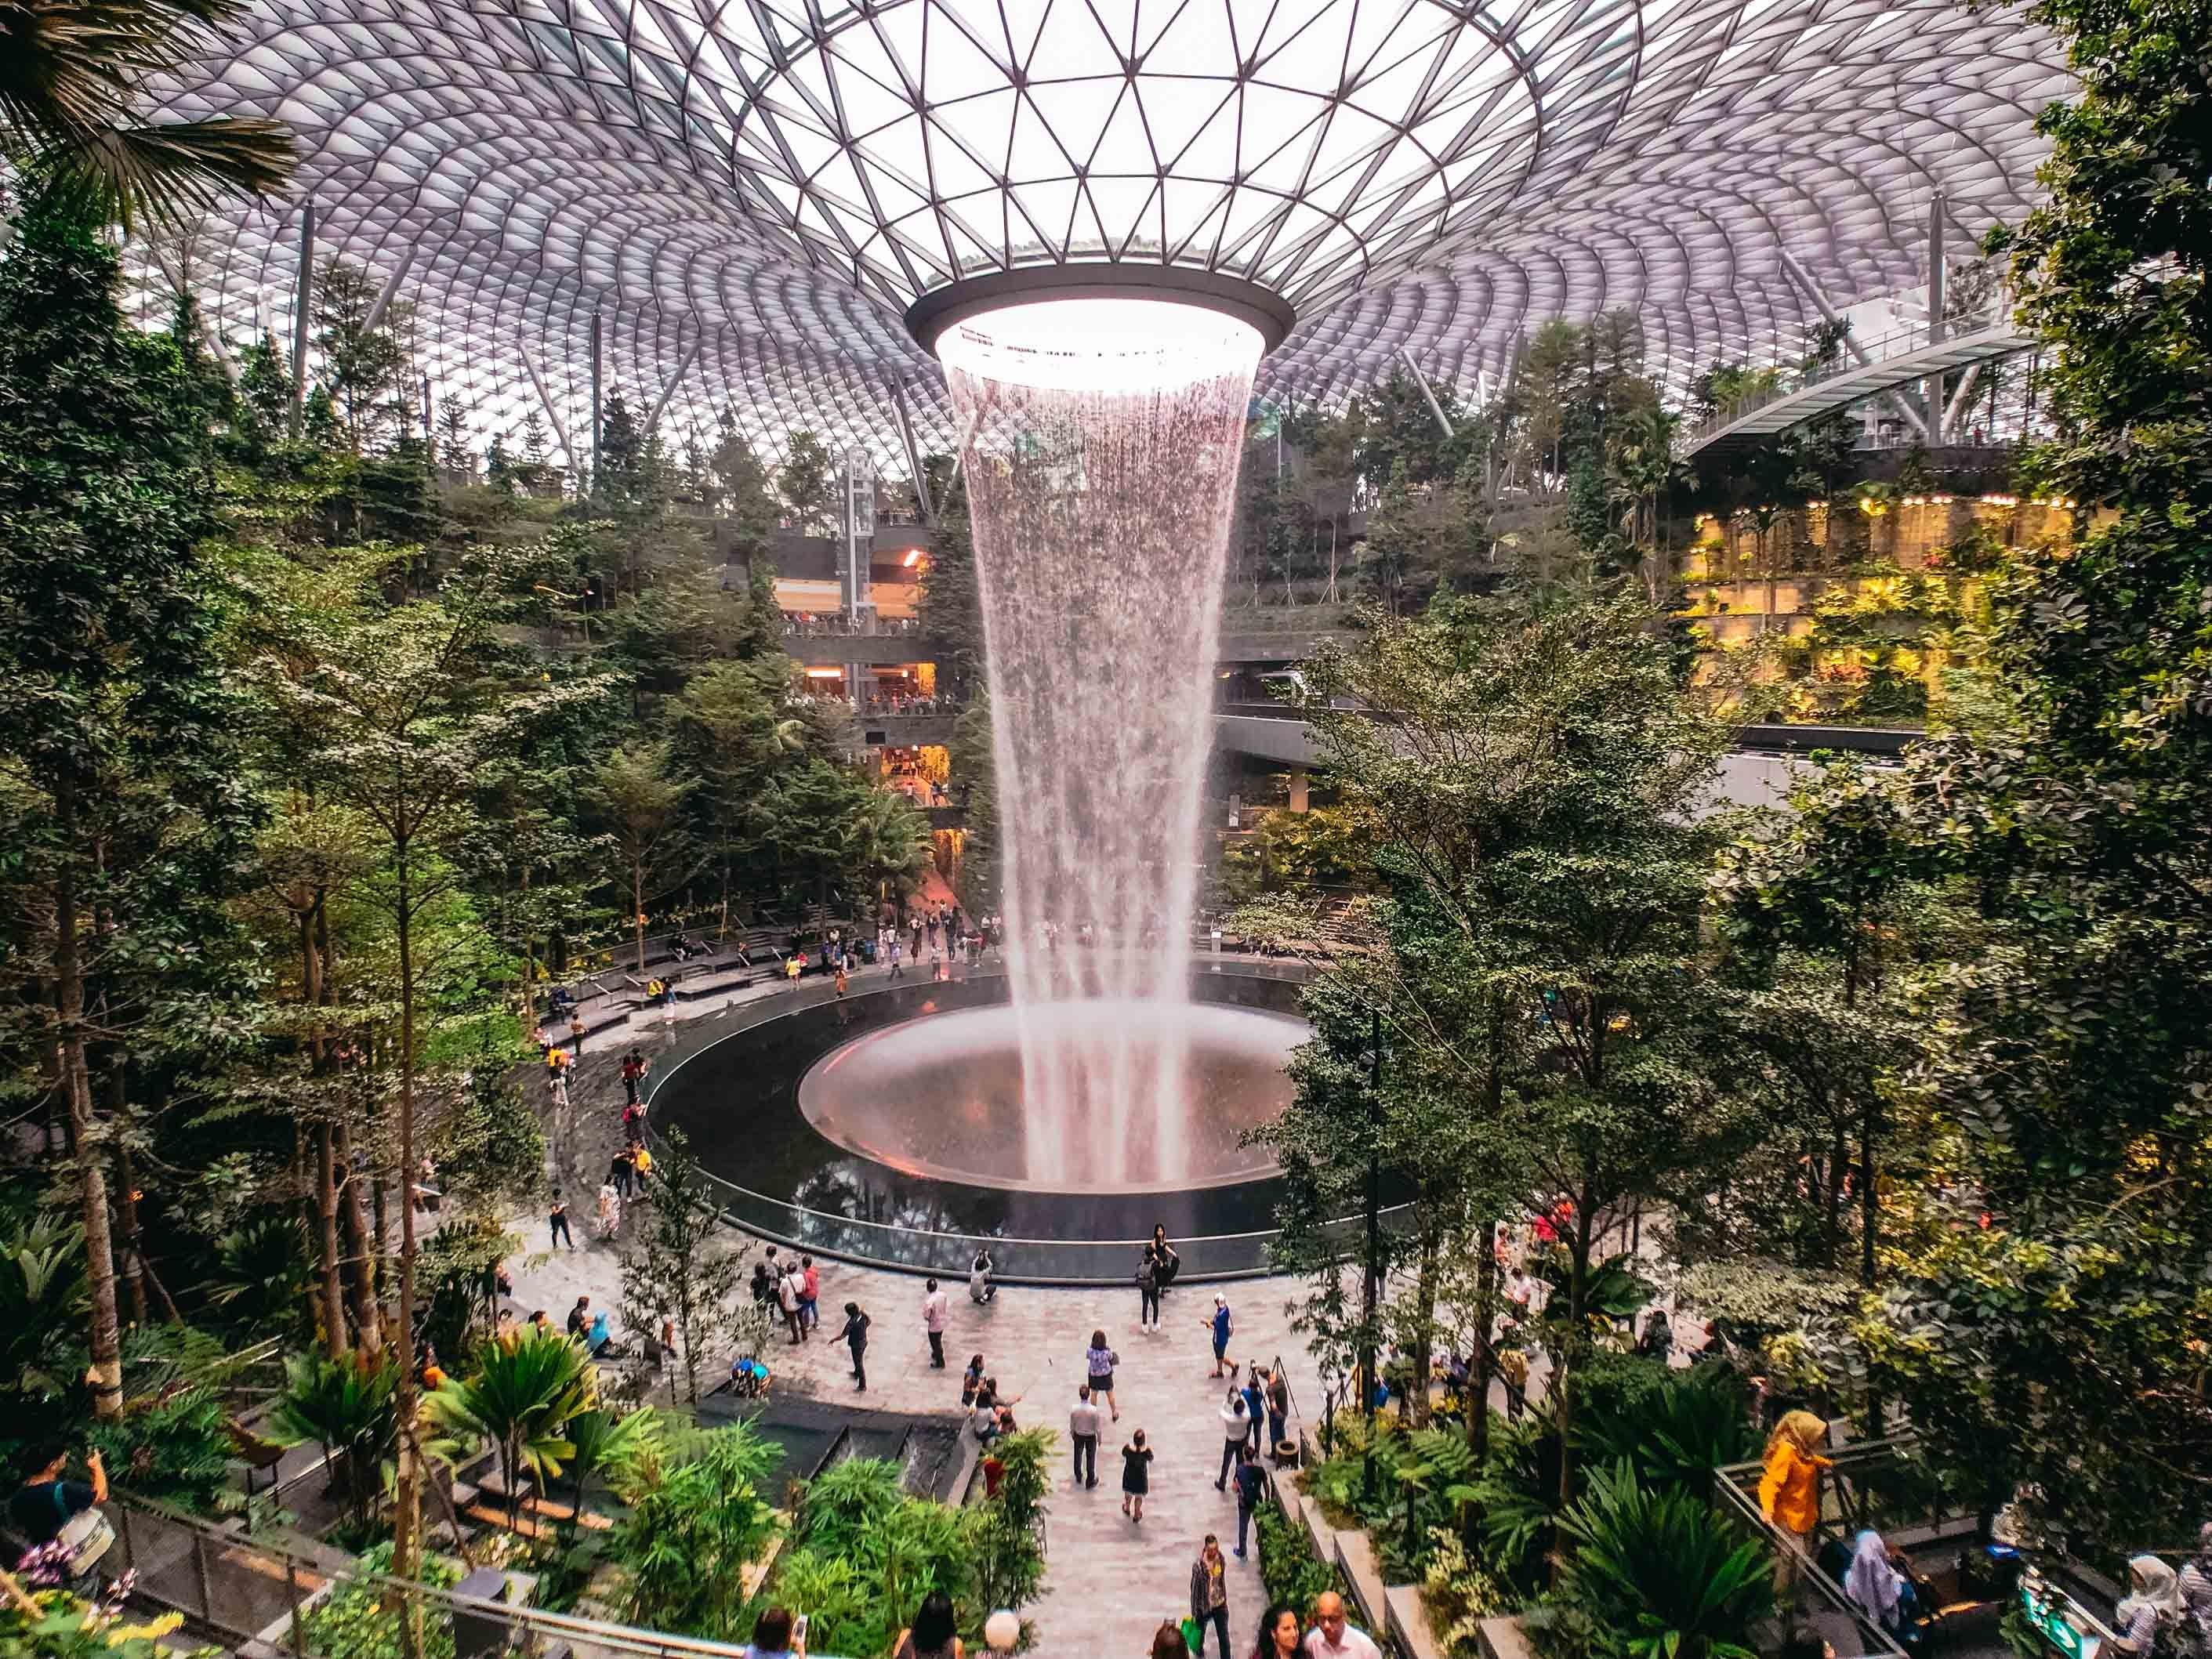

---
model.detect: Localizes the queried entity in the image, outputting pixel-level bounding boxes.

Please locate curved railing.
[636,953,1387,1284]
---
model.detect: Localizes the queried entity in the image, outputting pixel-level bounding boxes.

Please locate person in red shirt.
[800,1256,821,1332]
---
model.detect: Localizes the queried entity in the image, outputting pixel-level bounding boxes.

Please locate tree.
[709,417,780,560]
[607,1418,784,1637]
[0,0,295,230]
[310,258,408,455]
[597,392,644,506]
[586,739,693,971]
[778,429,836,534]
[1242,597,1753,1509]
[275,547,604,1590]
[0,197,253,1421]
[618,1128,746,1404]
[1840,0,2212,1554]
[425,1328,593,1533]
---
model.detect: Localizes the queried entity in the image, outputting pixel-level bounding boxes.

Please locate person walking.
[888,936,905,980]
[1303,1592,1382,1657]
[1119,1428,1153,1523]
[892,1589,962,1658]
[1217,1386,1251,1489]
[840,1301,871,1392]
[1206,1293,1234,1377]
[1252,1604,1304,1659]
[1758,1411,1833,1597]
[922,1277,948,1367]
[1232,1443,1267,1558]
[778,1262,804,1346]
[1189,1535,1231,1658]
[622,1049,647,1104]
[548,1193,575,1251]
[800,1255,821,1331]
[569,1009,586,1054]
[608,1146,635,1199]
[1137,1247,1162,1331]
[1069,1384,1101,1489]
[595,1180,622,1241]
[1086,1328,1121,1422]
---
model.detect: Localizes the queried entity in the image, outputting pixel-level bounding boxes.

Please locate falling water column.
[937,299,1261,1187]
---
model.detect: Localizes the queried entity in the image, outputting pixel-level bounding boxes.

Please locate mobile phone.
[792,1614,809,1645]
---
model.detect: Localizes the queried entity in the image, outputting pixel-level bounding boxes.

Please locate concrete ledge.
[1476,1615,1536,1659]
[1387,1584,1445,1659]
[1334,1528,1390,1636]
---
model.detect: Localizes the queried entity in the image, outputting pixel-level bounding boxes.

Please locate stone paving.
[507,1228,1316,1658]
[513,962,1329,1659]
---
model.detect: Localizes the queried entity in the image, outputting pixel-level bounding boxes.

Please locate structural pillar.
[1924,191,1947,444]
[289,200,315,436]
[1288,768,1310,813]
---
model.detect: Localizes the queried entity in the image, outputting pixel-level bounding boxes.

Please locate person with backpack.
[12,1440,111,1593]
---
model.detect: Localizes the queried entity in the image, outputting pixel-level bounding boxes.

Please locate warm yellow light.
[903,549,926,567]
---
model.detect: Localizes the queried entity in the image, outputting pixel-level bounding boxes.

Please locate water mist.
[937,298,1261,1186]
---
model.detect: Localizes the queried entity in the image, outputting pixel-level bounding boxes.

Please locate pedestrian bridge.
[1681,313,2036,457]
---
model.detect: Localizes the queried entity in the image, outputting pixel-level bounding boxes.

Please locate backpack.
[53,1484,114,1579]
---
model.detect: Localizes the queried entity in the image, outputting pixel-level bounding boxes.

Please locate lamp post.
[1360,1004,1382,1506]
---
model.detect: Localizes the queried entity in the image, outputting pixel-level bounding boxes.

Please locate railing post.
[191,1527,215,1624]
[287,1554,307,1658]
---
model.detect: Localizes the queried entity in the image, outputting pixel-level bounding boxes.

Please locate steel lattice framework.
[144,0,2070,468]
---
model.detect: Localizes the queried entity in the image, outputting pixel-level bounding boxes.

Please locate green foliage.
[1573,1365,1754,1502]
[0,1590,195,1659]
[618,1128,747,1405]
[607,1420,783,1639]
[304,1542,462,1659]
[1555,1463,1774,1659]
[1256,1497,1340,1614]
[209,1215,314,1336]
[270,1353,401,1537]
[85,1383,232,1512]
[1422,1528,1514,1657]
[1220,806,1375,903]
[425,1328,593,1530]
[430,1068,544,1219]
[971,1428,1052,1616]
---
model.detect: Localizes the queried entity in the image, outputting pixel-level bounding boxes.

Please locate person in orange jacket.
[1758,1410,1833,1596]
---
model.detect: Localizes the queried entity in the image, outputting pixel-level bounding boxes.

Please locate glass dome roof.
[143,0,2070,465]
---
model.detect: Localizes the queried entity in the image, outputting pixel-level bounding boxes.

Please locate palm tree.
[560,1406,658,1545]
[269,1351,401,1538]
[425,1328,593,1533]
[1,0,296,230]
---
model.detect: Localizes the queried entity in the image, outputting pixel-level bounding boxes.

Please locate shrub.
[1555,1462,1774,1659]
[1256,1498,1337,1614]
[1422,1528,1513,1657]
[270,1352,400,1540]
[607,1421,783,1638]
[85,1384,232,1512]
[304,1542,462,1659]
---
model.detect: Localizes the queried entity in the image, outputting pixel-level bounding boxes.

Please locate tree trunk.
[335,1121,382,1354]
[633,860,647,973]
[391,846,424,1657]
[110,1070,147,1328]
[53,816,125,1422]
[1409,1220,1440,1427]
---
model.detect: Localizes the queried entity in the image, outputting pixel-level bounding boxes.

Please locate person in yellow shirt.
[1758,1411,1832,1596]
[630,1144,653,1182]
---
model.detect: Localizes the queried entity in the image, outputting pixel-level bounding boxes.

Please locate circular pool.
[644,964,1311,1282]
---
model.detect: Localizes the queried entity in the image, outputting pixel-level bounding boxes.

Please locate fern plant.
[1555,1462,1774,1659]
[269,1352,400,1538]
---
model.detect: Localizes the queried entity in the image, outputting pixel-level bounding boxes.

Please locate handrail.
[105,1490,772,1658]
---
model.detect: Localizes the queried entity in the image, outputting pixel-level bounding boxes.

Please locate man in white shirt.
[1303,1592,1383,1659]
[1068,1385,1102,1489]
[921,1277,948,1368]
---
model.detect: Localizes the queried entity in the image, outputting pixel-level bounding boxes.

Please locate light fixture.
[934,296,1264,395]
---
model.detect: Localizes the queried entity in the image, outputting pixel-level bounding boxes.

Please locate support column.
[518,344,582,483]
[1924,192,1947,444]
[893,386,933,520]
[1398,347,1456,439]
[362,244,416,332]
[290,201,315,436]
[1777,248,1927,440]
[644,339,702,441]
[1288,768,1310,813]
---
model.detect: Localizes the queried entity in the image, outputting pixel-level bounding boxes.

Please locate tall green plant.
[270,1352,400,1538]
[1555,1463,1773,1659]
[424,1329,592,1533]
[607,1422,782,1638]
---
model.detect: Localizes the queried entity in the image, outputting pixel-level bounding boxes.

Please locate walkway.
[517,967,1322,1658]
[1682,313,2035,456]
[508,1230,1311,1656]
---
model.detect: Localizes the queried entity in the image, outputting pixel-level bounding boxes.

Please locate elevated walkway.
[1684,313,2035,456]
